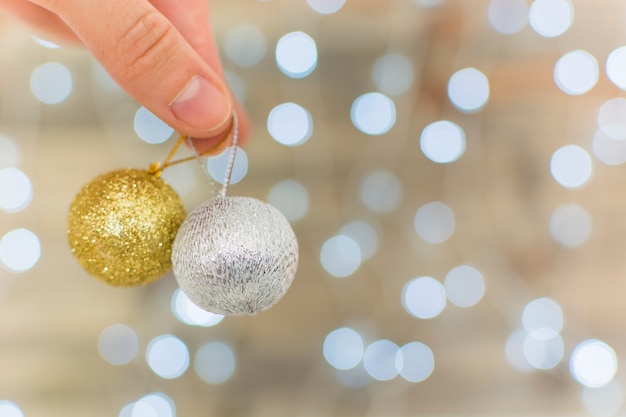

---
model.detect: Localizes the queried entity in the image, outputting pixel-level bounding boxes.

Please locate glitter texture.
[67,169,186,286]
[172,196,299,315]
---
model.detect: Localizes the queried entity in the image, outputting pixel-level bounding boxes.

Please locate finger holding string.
[25,0,247,144]
[187,99,248,154]
[2,0,250,154]
[147,0,251,154]
[182,112,240,198]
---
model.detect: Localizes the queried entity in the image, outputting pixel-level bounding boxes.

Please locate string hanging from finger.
[219,111,239,197]
[148,116,235,178]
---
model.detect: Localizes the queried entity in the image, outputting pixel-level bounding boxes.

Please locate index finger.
[151,0,250,150]
[149,0,220,74]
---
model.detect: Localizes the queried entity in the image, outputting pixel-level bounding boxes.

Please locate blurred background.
[2,0,626,415]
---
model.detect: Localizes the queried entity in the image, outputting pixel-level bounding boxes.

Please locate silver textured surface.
[172,196,299,315]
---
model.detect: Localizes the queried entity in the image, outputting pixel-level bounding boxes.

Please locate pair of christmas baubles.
[67,133,298,315]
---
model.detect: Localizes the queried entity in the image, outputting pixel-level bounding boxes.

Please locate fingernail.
[170,76,231,134]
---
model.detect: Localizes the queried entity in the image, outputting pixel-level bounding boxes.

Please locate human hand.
[0,0,249,152]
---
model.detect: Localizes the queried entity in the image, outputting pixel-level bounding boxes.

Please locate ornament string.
[183,111,239,197]
[147,117,235,178]
[219,111,239,198]
[184,135,219,197]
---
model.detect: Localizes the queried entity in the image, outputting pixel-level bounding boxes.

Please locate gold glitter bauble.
[67,169,186,287]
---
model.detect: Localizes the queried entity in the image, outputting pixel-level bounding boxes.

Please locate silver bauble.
[172,196,299,315]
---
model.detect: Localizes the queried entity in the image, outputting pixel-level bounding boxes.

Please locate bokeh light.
[550,145,592,189]
[592,130,626,166]
[0,168,32,213]
[195,342,236,384]
[414,201,456,243]
[276,31,318,78]
[351,92,396,135]
[0,135,19,168]
[606,46,626,90]
[206,146,248,185]
[132,393,176,417]
[323,327,365,370]
[554,50,598,95]
[598,98,626,139]
[307,0,346,14]
[549,204,592,248]
[529,0,574,38]
[30,62,72,104]
[581,381,624,417]
[359,170,403,214]
[267,103,313,146]
[505,329,535,373]
[134,107,174,144]
[487,0,528,34]
[267,180,309,221]
[0,228,41,273]
[0,401,23,417]
[119,403,134,417]
[363,340,400,381]
[402,277,446,319]
[146,334,190,379]
[444,265,485,308]
[570,339,618,388]
[523,333,564,370]
[372,53,415,96]
[171,289,225,328]
[224,25,267,67]
[339,221,378,261]
[397,342,435,383]
[420,120,466,163]
[447,67,490,112]
[522,297,564,339]
[320,235,362,278]
[98,324,139,366]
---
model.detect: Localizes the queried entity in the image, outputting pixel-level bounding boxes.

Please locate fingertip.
[189,104,250,155]
[169,75,233,136]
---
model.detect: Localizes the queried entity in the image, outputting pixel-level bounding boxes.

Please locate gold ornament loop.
[148,116,236,178]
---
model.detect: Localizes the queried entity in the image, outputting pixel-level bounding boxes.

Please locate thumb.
[31,0,233,138]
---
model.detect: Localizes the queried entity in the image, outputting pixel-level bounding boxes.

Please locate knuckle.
[112,10,177,82]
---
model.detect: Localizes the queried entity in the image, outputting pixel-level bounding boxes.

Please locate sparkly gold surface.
[67,169,186,286]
